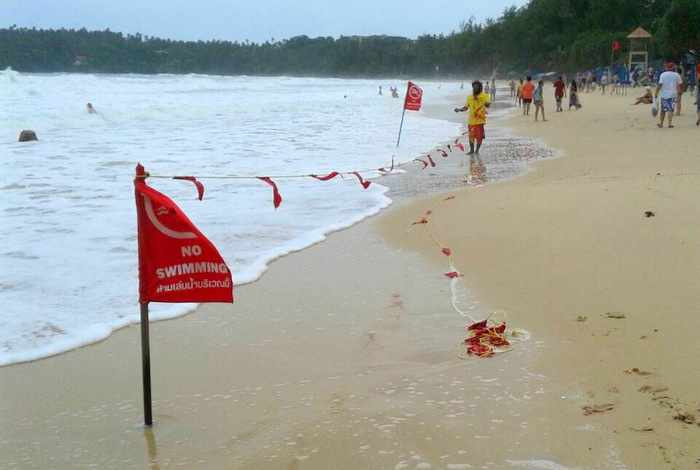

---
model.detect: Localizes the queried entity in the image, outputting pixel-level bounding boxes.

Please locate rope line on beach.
[136,142,465,181]
[408,192,531,358]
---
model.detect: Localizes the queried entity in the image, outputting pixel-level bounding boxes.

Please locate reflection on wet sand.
[144,429,160,470]
[467,154,488,185]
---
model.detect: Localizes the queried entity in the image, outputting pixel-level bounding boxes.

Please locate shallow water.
[0,70,460,365]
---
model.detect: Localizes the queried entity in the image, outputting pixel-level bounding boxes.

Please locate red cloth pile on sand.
[464,320,510,357]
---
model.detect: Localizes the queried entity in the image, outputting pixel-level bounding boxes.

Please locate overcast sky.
[2,0,526,43]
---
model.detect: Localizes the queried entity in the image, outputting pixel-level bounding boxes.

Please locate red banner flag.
[611,40,620,52]
[134,164,233,304]
[404,81,423,111]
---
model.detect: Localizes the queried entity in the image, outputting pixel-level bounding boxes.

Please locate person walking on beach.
[454,80,491,155]
[676,77,686,116]
[510,80,516,98]
[655,62,683,129]
[533,80,546,122]
[569,79,582,110]
[516,79,524,107]
[490,78,497,101]
[554,76,566,112]
[521,77,535,116]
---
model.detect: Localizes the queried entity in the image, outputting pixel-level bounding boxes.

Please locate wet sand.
[2,88,699,469]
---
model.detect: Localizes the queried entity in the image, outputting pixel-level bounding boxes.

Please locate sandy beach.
[2,88,700,470]
[380,89,700,468]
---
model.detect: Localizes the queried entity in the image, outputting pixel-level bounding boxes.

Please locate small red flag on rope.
[134,164,233,304]
[455,143,465,152]
[439,149,449,158]
[311,172,340,181]
[441,247,452,257]
[611,40,621,52]
[351,172,371,189]
[404,81,423,111]
[258,177,283,209]
[173,176,205,200]
[445,271,461,279]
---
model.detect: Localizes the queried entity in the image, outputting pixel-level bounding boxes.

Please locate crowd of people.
[509,76,582,117]
[502,61,699,128]
[453,60,698,182]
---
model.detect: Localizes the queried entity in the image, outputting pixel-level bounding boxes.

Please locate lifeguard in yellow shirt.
[454,80,491,155]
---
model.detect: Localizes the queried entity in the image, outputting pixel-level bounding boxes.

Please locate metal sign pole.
[140,302,153,426]
[396,107,407,148]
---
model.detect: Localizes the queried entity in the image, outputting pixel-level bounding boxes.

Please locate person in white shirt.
[655,62,683,128]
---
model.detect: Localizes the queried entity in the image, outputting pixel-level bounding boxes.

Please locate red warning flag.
[611,40,620,52]
[404,81,423,111]
[134,164,233,304]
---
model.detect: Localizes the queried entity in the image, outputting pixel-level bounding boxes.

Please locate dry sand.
[1,88,699,470]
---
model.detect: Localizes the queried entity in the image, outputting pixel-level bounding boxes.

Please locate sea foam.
[0,71,459,365]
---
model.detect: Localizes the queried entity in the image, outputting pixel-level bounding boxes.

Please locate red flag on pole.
[404,81,423,111]
[134,164,233,304]
[611,40,620,52]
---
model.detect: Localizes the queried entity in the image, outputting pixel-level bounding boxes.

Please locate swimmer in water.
[86,102,97,114]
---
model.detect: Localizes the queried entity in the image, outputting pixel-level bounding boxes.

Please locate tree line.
[1,0,698,77]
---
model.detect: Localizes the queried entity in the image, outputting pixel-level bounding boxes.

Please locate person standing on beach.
[510,80,516,98]
[516,79,524,107]
[454,80,491,155]
[554,76,566,112]
[676,76,686,116]
[521,77,535,116]
[378,86,383,96]
[490,78,497,101]
[533,80,546,122]
[656,62,683,129]
[600,72,609,95]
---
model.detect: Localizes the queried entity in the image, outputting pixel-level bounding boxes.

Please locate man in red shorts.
[553,76,566,112]
[521,76,535,116]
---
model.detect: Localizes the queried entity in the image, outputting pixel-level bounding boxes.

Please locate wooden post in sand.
[139,302,153,426]
[396,107,407,148]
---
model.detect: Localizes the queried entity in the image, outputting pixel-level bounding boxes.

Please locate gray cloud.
[1,0,525,42]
